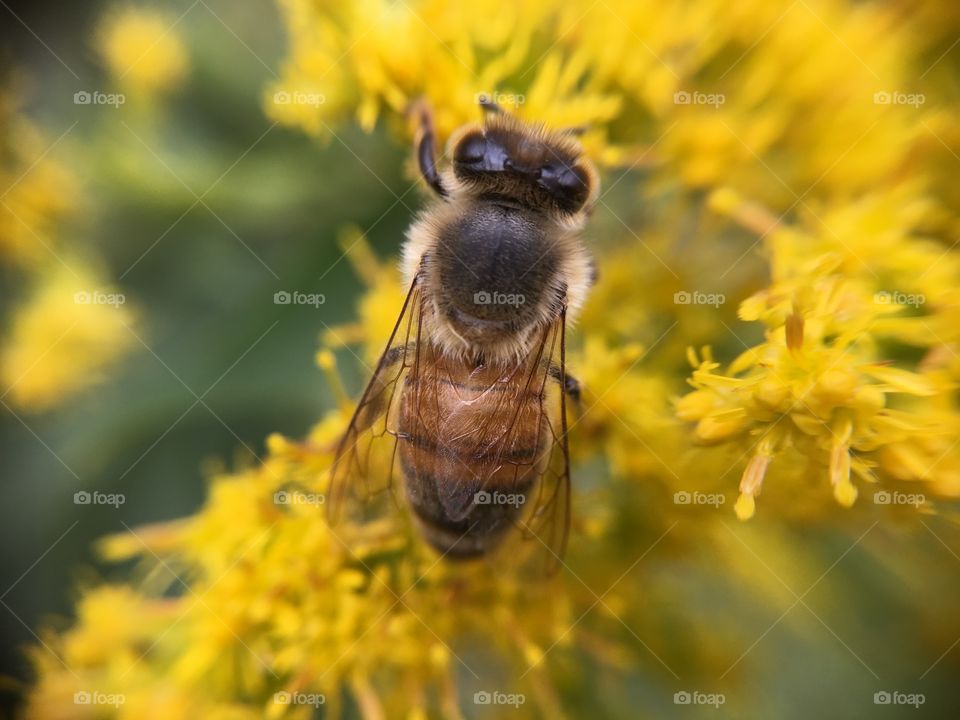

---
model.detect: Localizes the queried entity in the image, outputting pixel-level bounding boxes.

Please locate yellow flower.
[678,186,958,518]
[0,93,77,266]
[96,8,188,94]
[266,0,621,152]
[1,263,137,410]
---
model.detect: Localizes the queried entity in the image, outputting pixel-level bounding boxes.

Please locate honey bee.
[329,99,598,571]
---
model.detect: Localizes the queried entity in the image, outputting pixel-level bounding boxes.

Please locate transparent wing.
[515,310,571,575]
[327,276,423,522]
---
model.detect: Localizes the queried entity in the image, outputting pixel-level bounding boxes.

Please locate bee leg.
[413,101,448,198]
[587,256,599,288]
[563,374,582,405]
[349,343,416,434]
[549,364,583,407]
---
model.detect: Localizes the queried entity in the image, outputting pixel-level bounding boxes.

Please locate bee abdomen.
[400,430,541,464]
[396,345,554,557]
[402,462,539,559]
[398,399,547,557]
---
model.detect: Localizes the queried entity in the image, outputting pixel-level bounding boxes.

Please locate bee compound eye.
[454,133,487,166]
[538,162,589,209]
[541,163,581,188]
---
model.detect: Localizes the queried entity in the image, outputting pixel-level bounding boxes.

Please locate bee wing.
[327,275,423,522]
[517,310,572,575]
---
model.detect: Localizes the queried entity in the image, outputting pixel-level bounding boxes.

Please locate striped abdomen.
[397,350,549,558]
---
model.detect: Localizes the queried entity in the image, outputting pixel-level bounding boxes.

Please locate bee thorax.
[428,203,561,356]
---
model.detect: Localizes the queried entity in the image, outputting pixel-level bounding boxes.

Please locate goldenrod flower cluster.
[681,188,960,519]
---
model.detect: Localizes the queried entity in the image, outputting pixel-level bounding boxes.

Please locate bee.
[329,99,598,571]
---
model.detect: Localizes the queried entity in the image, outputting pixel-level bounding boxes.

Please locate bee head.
[449,113,597,215]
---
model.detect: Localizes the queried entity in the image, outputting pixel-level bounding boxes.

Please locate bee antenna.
[407,98,448,198]
[477,94,504,115]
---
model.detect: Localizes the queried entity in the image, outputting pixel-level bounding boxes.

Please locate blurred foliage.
[1,0,960,718]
